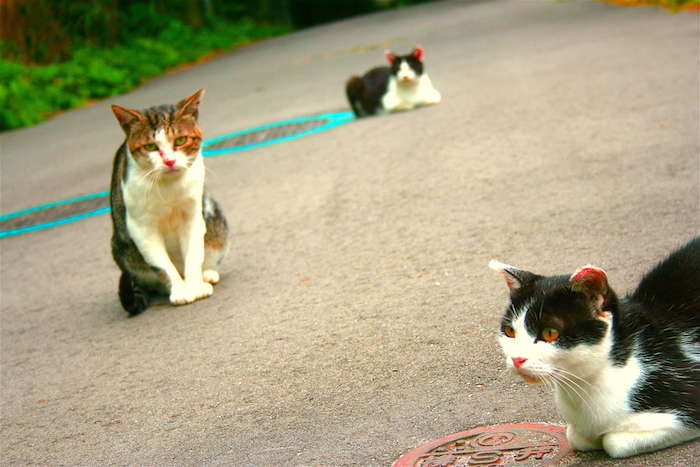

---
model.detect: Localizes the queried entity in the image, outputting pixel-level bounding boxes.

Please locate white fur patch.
[381,64,441,113]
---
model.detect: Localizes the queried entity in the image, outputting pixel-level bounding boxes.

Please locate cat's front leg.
[129,223,193,305]
[180,216,213,301]
[602,413,700,458]
[566,424,603,452]
[382,93,414,113]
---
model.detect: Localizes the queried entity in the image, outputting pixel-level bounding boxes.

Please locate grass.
[0,19,291,132]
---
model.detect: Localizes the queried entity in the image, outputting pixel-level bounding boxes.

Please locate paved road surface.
[1,1,698,466]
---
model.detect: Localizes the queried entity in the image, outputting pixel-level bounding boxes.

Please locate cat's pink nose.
[512,357,528,369]
[163,158,175,167]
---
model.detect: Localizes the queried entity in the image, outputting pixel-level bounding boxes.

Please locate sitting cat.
[110,88,228,316]
[490,237,700,458]
[345,45,441,118]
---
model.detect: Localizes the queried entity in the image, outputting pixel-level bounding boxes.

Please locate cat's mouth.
[515,370,542,384]
[519,374,542,384]
[162,166,183,175]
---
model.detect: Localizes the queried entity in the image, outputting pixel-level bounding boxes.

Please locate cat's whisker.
[549,372,596,412]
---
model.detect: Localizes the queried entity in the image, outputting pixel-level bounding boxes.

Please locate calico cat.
[110,88,228,316]
[490,237,700,458]
[345,46,441,118]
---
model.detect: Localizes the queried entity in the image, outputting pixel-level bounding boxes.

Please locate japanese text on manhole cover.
[393,424,571,467]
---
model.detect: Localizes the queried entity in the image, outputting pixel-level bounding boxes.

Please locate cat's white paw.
[170,284,197,306]
[567,425,602,452]
[202,269,220,285]
[393,102,415,112]
[169,282,213,305]
[190,281,214,300]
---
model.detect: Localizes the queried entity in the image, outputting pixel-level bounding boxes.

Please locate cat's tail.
[118,271,150,316]
[346,76,365,118]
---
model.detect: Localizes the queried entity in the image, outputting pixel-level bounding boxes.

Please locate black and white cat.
[345,46,441,118]
[110,88,228,316]
[490,237,700,458]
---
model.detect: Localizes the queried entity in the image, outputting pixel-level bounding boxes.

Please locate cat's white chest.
[382,74,441,112]
[556,353,643,437]
[122,155,204,228]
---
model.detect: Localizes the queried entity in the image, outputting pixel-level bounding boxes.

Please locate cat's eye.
[541,328,560,342]
[503,325,516,338]
[174,136,187,146]
[143,143,158,152]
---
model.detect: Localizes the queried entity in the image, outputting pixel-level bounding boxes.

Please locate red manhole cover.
[393,423,572,467]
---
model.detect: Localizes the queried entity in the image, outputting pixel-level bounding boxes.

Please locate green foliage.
[0,20,290,131]
[597,0,699,10]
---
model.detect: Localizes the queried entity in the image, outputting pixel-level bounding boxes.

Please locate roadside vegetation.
[599,0,699,10]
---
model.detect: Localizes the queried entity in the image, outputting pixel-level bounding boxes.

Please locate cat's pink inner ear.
[384,50,396,64]
[570,265,608,296]
[176,87,204,119]
[111,105,144,133]
[489,260,521,291]
[413,46,424,60]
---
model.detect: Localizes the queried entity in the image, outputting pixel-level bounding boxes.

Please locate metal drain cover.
[0,193,110,238]
[393,424,572,467]
[202,111,354,156]
[204,120,326,150]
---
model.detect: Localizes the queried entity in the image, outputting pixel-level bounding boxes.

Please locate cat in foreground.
[490,237,700,458]
[345,45,440,118]
[110,88,228,316]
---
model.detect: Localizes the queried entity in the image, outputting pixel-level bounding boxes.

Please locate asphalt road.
[1,1,699,466]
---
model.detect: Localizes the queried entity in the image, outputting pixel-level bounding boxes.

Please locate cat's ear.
[489,260,536,292]
[111,105,145,135]
[385,50,396,65]
[570,265,609,315]
[175,87,205,120]
[413,46,424,61]
[570,265,608,297]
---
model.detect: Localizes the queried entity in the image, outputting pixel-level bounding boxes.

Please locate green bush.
[0,19,290,131]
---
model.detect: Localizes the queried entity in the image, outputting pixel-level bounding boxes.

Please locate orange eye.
[503,325,515,338]
[542,328,559,342]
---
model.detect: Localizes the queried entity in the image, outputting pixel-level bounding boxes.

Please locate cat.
[490,237,700,458]
[110,88,228,316]
[345,45,441,118]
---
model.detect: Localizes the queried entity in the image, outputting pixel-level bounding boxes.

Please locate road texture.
[1,1,699,466]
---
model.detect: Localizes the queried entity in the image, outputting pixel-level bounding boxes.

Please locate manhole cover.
[0,192,110,238]
[202,111,354,156]
[393,424,572,467]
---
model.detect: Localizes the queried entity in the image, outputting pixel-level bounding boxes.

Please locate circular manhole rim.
[393,423,572,467]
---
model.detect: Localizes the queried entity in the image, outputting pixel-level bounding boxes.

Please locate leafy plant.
[0,20,290,131]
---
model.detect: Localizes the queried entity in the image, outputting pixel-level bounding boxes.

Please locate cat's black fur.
[620,237,700,422]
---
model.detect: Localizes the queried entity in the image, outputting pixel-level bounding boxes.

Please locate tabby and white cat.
[110,88,228,316]
[345,46,441,118]
[490,237,700,458]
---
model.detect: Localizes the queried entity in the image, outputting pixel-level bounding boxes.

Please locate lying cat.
[490,237,700,458]
[110,88,228,316]
[345,45,441,118]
